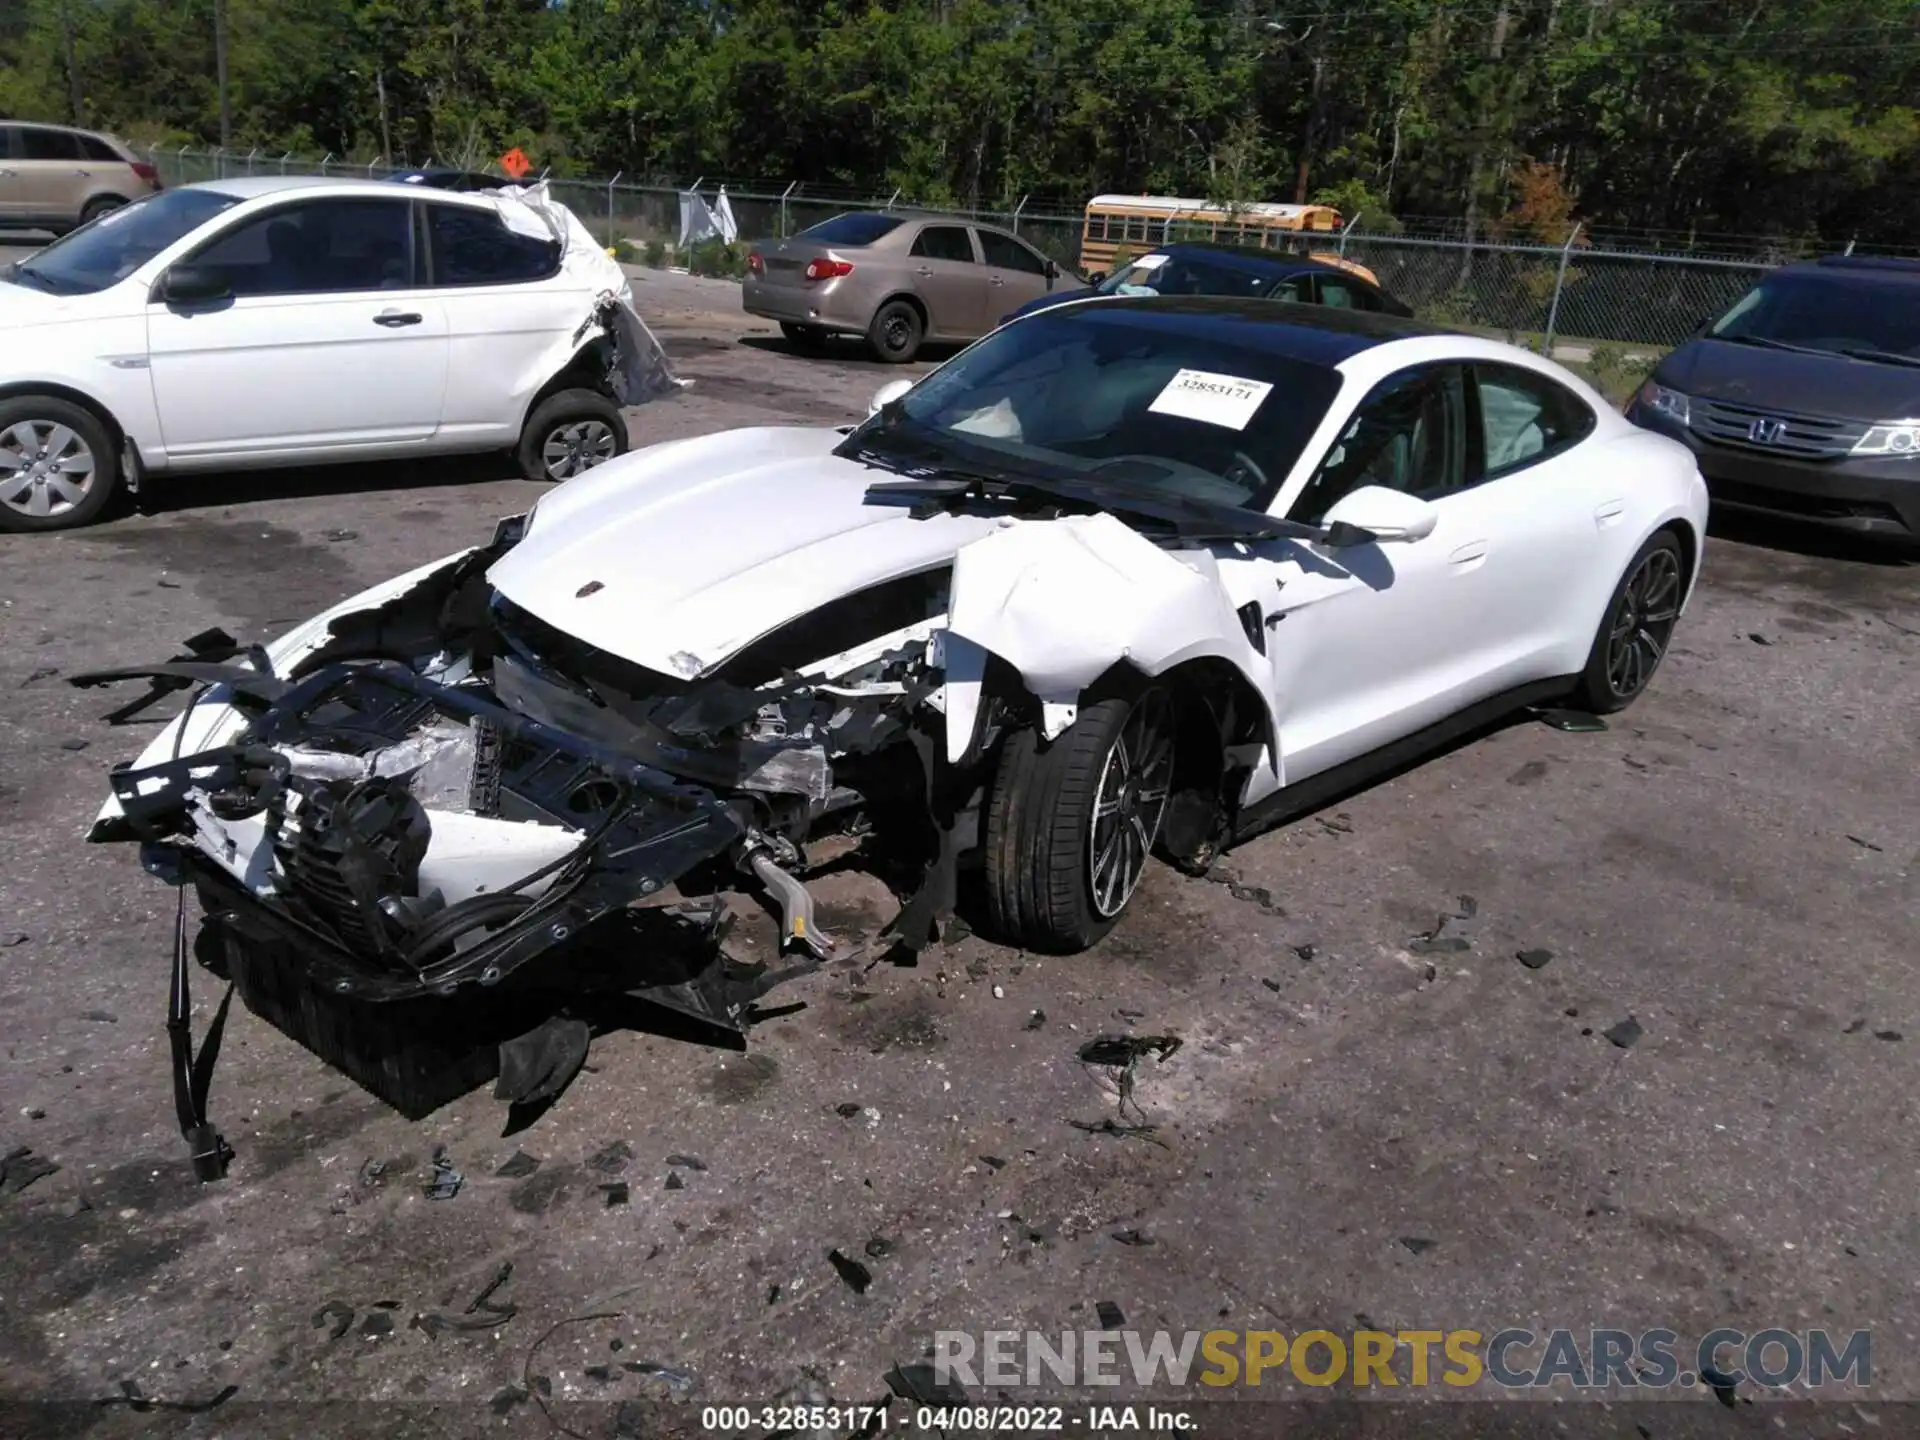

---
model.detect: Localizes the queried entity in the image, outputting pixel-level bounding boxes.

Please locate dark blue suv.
[999,241,1412,327]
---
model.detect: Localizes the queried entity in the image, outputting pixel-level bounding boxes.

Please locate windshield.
[1097,252,1276,300]
[799,212,906,247]
[857,304,1343,509]
[6,188,241,296]
[1710,274,1920,362]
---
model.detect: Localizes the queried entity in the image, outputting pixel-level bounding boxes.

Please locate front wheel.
[983,688,1176,952]
[516,389,627,483]
[0,395,119,533]
[1571,530,1686,713]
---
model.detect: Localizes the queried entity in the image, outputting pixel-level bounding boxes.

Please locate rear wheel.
[0,395,119,533]
[983,688,1176,952]
[866,299,924,364]
[79,195,127,227]
[516,389,627,483]
[1571,530,1686,713]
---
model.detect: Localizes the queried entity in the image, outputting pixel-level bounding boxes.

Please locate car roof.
[182,174,498,205]
[1057,294,1448,361]
[1780,254,1920,282]
[1140,242,1363,278]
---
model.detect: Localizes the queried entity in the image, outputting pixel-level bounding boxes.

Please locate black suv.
[1625,255,1920,541]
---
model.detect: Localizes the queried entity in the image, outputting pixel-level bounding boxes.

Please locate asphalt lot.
[1,265,1918,1438]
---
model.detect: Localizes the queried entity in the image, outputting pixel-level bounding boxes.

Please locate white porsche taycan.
[78,297,1707,1118]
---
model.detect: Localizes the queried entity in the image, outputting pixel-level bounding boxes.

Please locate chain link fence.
[149,145,1788,361]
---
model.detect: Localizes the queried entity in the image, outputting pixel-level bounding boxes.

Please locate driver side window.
[1288,365,1468,523]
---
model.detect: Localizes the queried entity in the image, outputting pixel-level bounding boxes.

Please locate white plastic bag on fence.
[713,186,739,244]
[678,190,721,248]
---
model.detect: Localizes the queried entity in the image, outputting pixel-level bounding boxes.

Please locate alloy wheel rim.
[884,313,912,351]
[542,420,617,480]
[1087,690,1176,919]
[1605,547,1682,699]
[0,420,97,519]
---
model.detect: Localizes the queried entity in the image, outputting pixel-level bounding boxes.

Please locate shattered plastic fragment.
[1400,1236,1436,1255]
[494,1016,592,1107]
[600,1182,630,1207]
[311,1301,354,1341]
[1095,1301,1126,1330]
[665,1153,707,1171]
[494,1151,541,1178]
[587,1140,633,1175]
[1603,1017,1644,1049]
[625,1361,695,1391]
[1078,1035,1181,1067]
[422,1150,463,1200]
[1516,948,1554,970]
[885,1363,967,1407]
[829,1248,874,1294]
[1110,1229,1155,1246]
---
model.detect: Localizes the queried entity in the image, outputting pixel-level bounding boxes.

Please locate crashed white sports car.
[77,297,1707,1145]
[0,176,680,531]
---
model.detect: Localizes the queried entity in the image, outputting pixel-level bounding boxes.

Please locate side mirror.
[155,262,231,306]
[1043,259,1059,280]
[1319,485,1440,545]
[1086,271,1106,286]
[868,378,913,417]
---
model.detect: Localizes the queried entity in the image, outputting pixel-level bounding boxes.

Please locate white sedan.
[79,298,1707,1120]
[0,175,681,532]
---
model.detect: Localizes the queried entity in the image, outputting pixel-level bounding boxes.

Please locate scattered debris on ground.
[1111,1229,1156,1246]
[1407,896,1477,955]
[829,1248,874,1294]
[666,1153,707,1171]
[311,1301,355,1340]
[1530,707,1608,733]
[1025,1008,1047,1030]
[1847,834,1883,852]
[423,1147,464,1200]
[1095,1300,1126,1329]
[1399,1236,1436,1255]
[1603,1017,1644,1049]
[494,1016,592,1108]
[587,1140,634,1175]
[1516,948,1555,970]
[885,1362,967,1407]
[94,1378,239,1414]
[495,1150,541,1178]
[1067,1117,1168,1148]
[601,1182,630,1207]
[0,1145,59,1195]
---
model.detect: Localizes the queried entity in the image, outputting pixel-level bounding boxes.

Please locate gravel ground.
[1,266,1917,1439]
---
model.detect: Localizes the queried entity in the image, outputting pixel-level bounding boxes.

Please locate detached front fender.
[938,513,1279,763]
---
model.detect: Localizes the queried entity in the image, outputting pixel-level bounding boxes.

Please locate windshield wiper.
[1834,346,1920,370]
[1717,334,1830,355]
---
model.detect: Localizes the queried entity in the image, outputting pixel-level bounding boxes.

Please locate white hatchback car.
[0,175,672,531]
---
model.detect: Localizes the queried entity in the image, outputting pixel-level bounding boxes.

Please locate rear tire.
[516,389,627,483]
[1570,529,1687,713]
[866,299,924,363]
[0,395,119,533]
[983,688,1176,952]
[79,195,127,227]
[780,322,827,353]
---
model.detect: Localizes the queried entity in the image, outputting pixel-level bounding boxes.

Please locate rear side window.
[978,230,1048,275]
[1471,363,1596,478]
[1315,276,1381,311]
[17,127,81,161]
[911,225,974,263]
[426,203,560,286]
[800,212,905,246]
[79,134,123,162]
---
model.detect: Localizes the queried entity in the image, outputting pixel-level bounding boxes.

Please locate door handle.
[990,275,1006,286]
[915,267,933,277]
[373,311,423,327]
[1448,540,1490,565]
[1593,498,1626,529]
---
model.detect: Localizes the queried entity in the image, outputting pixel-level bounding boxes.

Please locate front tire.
[0,395,119,533]
[79,195,127,227]
[866,299,924,364]
[516,389,627,483]
[1571,529,1686,713]
[983,688,1176,952]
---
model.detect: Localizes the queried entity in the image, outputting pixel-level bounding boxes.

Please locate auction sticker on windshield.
[1148,368,1274,430]
[1130,253,1170,270]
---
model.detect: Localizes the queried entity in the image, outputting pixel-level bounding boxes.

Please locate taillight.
[803,257,853,282]
[747,251,765,276]
[130,161,160,187]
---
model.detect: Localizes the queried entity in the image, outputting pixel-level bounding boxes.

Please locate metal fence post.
[1543,222,1584,352]
[606,171,622,247]
[319,151,331,176]
[1845,237,1857,256]
[279,151,292,174]
[1338,212,1363,256]
[885,188,900,212]
[211,146,227,179]
[1011,194,1028,236]
[244,147,258,175]
[779,180,795,238]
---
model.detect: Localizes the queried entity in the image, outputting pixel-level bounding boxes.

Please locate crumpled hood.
[1661,338,1920,422]
[486,426,1003,677]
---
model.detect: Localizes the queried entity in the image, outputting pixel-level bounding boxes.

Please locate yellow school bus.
[1079,194,1376,284]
